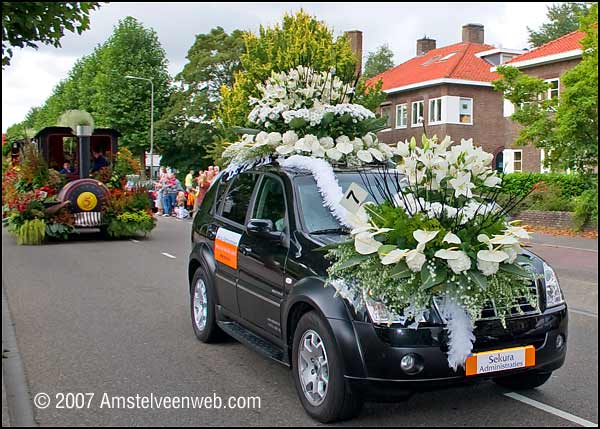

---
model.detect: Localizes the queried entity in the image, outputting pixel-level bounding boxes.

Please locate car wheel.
[190,267,224,343]
[493,371,552,390]
[291,311,363,423]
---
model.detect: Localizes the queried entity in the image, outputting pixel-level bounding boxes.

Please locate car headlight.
[543,262,564,308]
[362,291,406,325]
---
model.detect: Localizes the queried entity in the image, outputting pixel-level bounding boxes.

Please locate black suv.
[188,164,568,423]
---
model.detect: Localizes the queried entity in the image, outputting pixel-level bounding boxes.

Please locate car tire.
[190,267,224,343]
[493,371,553,390]
[291,311,363,423]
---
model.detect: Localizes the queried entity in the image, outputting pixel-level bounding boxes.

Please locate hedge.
[501,172,597,198]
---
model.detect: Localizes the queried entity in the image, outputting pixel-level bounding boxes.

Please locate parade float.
[218,65,539,369]
[2,110,156,244]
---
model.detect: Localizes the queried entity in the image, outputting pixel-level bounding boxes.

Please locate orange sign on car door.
[214,227,242,269]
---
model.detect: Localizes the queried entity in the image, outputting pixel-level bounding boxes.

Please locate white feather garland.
[279,155,358,228]
[437,296,475,370]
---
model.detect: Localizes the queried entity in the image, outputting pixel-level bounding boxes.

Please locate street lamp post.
[125,75,154,179]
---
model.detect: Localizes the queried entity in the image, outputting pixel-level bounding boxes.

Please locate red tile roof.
[505,30,584,64]
[367,42,499,91]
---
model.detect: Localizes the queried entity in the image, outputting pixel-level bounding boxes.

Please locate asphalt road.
[2,219,598,427]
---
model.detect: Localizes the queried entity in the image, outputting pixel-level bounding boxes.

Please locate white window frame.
[545,78,560,100]
[428,97,443,125]
[411,100,424,128]
[458,97,473,125]
[395,103,407,129]
[513,149,523,173]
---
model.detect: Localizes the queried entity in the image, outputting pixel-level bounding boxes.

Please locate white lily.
[335,135,354,154]
[394,140,411,158]
[449,172,475,198]
[483,174,502,188]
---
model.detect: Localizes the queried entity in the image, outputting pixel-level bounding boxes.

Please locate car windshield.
[294,171,405,234]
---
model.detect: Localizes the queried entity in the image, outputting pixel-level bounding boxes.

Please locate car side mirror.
[246,218,283,243]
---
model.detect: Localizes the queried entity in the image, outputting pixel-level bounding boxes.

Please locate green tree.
[2,2,103,67]
[92,17,171,163]
[493,3,598,172]
[363,44,394,78]
[527,2,590,47]
[217,10,364,131]
[155,27,245,172]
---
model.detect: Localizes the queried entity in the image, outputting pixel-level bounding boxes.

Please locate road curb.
[2,283,37,427]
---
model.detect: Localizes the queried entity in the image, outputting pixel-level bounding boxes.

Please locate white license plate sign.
[465,345,535,376]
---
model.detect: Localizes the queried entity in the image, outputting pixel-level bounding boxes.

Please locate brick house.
[366,24,585,173]
[498,30,585,173]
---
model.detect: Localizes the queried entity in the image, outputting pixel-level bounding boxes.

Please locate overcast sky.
[1,1,556,132]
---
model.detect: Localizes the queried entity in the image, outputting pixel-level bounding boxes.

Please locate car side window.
[221,173,258,225]
[252,175,287,232]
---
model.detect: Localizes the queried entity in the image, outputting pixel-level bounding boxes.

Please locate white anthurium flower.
[381,248,410,265]
[378,143,394,158]
[357,149,373,163]
[282,130,298,146]
[241,134,255,145]
[449,173,475,198]
[319,136,335,149]
[413,230,439,252]
[354,232,383,255]
[434,249,472,274]
[483,174,502,188]
[362,133,374,147]
[335,136,354,154]
[326,147,343,161]
[406,250,427,272]
[477,249,509,276]
[304,134,319,147]
[352,137,364,151]
[294,138,312,152]
[443,231,461,244]
[312,145,326,157]
[276,144,295,155]
[505,223,531,240]
[489,234,520,246]
[503,244,523,264]
[368,147,384,162]
[478,233,493,249]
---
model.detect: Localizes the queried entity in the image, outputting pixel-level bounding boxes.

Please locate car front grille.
[477,279,541,321]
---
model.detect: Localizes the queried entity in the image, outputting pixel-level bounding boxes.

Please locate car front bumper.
[334,305,568,401]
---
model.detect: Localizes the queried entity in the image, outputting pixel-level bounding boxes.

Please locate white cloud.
[1,2,554,132]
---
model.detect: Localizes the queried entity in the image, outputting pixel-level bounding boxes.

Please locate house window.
[411,100,424,127]
[546,78,560,100]
[429,98,442,124]
[380,105,392,129]
[459,97,473,124]
[513,150,523,172]
[395,104,407,128]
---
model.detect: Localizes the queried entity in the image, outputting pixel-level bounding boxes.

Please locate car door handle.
[240,245,252,255]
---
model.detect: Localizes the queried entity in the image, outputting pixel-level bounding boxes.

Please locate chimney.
[346,30,363,77]
[416,37,436,56]
[462,23,484,44]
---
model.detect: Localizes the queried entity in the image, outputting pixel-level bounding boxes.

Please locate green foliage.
[527,2,591,47]
[2,2,103,67]
[19,144,49,189]
[45,222,75,241]
[363,44,395,78]
[500,172,596,198]
[155,27,245,171]
[106,210,156,238]
[14,219,46,245]
[573,187,598,230]
[217,10,363,131]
